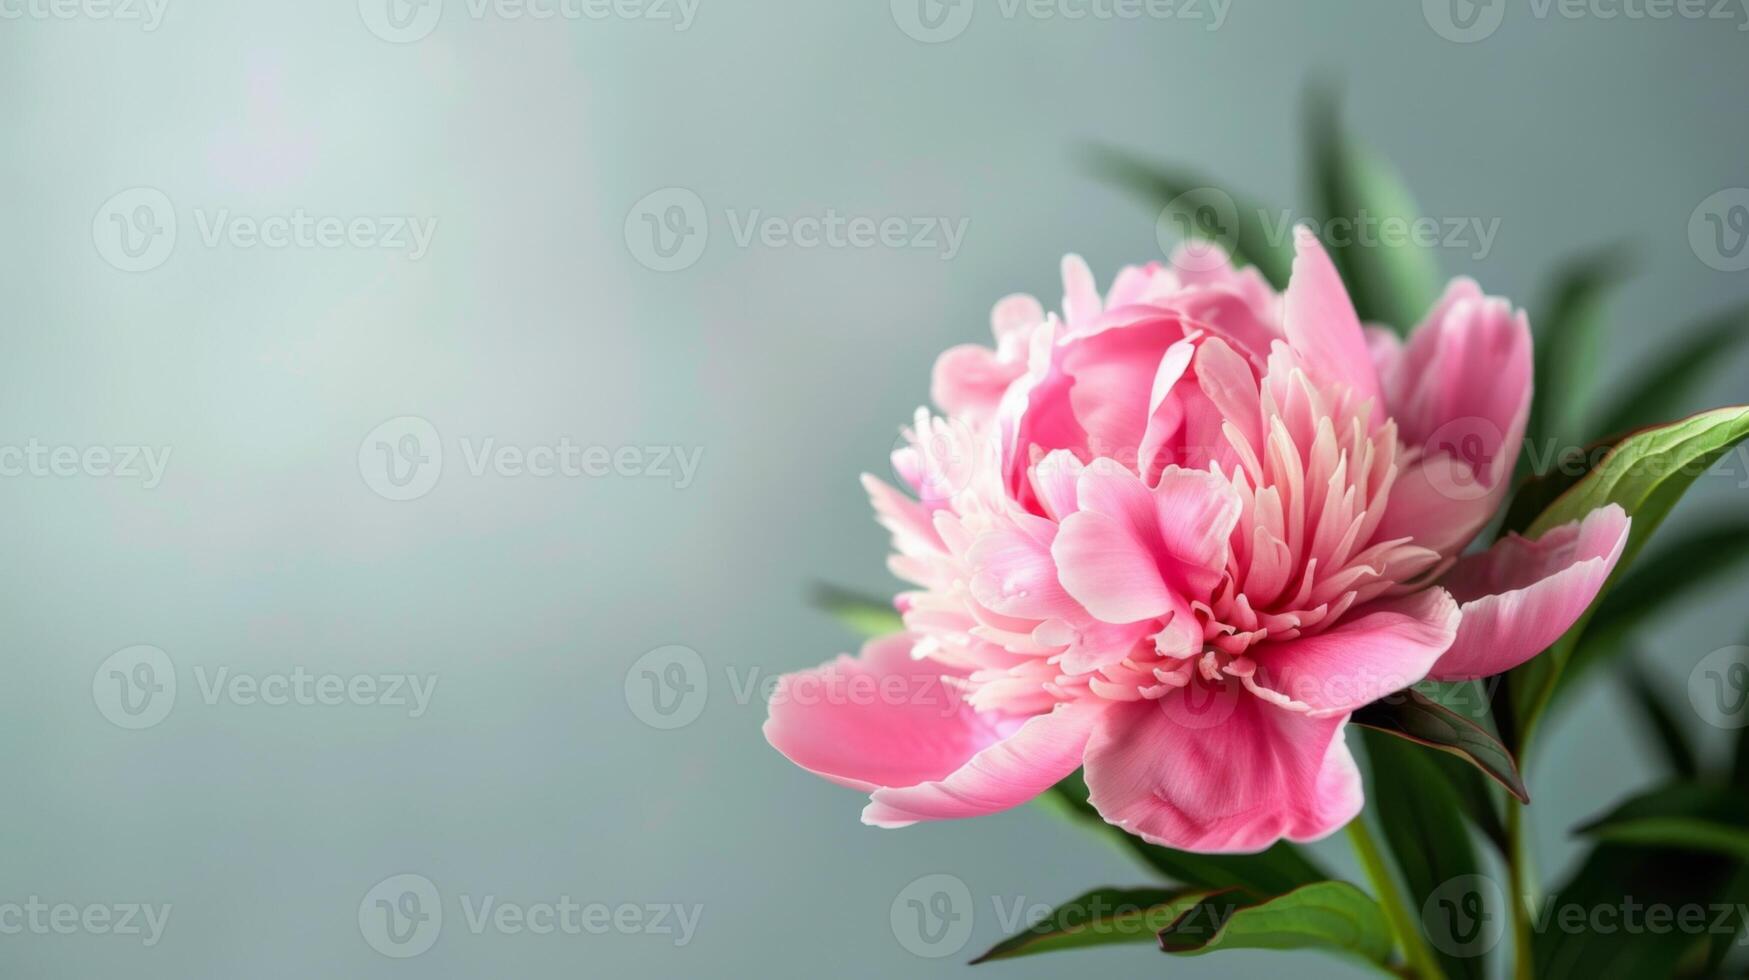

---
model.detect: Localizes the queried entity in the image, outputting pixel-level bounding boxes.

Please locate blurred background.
[2,1,1748,976]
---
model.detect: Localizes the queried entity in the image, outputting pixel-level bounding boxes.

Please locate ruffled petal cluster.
[767,231,1629,853]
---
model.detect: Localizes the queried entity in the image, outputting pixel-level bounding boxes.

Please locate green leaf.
[1039,772,1327,896]
[1505,405,1749,747]
[1574,782,1749,860]
[1616,655,1700,779]
[1731,640,1749,789]
[1535,841,1739,978]
[1585,519,1749,637]
[1589,300,1749,443]
[1086,146,1293,288]
[1156,881,1394,970]
[1499,434,1612,536]
[1352,688,1528,803]
[969,886,1212,964]
[1363,730,1489,980]
[1302,80,1440,334]
[1702,864,1749,974]
[1525,244,1637,461]
[1542,784,1749,976]
[809,584,901,638]
[1544,524,1749,744]
[1522,402,1749,586]
[1428,750,1511,856]
[1585,817,1749,862]
[1408,679,1513,854]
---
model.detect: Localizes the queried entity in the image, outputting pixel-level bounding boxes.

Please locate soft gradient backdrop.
[3,1,1748,976]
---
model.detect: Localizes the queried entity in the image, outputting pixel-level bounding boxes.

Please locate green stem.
[1347,817,1444,980]
[1507,802,1538,980]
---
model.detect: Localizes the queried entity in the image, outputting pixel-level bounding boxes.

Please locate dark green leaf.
[1409,679,1512,854]
[1500,433,1615,536]
[1352,688,1528,803]
[1363,730,1489,980]
[809,583,902,637]
[1590,300,1749,443]
[1732,639,1749,789]
[1616,655,1700,779]
[1302,79,1440,334]
[1535,841,1738,978]
[1156,881,1395,970]
[1430,751,1510,856]
[1585,818,1749,862]
[1584,518,1749,639]
[1543,784,1749,976]
[1703,864,1749,974]
[1575,782,1749,861]
[1549,520,1749,714]
[1039,772,1327,895]
[1521,408,1749,548]
[1525,244,1637,462]
[969,886,1212,964]
[1505,405,1749,747]
[1085,146,1293,288]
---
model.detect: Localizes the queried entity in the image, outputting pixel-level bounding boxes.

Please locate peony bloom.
[766,229,1630,853]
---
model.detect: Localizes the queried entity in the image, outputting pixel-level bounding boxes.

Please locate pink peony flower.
[766,230,1630,854]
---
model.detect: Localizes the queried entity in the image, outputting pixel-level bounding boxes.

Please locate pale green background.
[2,1,1748,977]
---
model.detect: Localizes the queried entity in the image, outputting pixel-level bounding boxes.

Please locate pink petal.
[1429,505,1631,680]
[1375,281,1533,557]
[1194,338,1264,467]
[997,315,1081,497]
[1240,588,1460,717]
[991,294,1045,356]
[967,518,1076,621]
[1395,280,1530,451]
[863,699,1106,827]
[1052,507,1172,624]
[1052,464,1239,623]
[1372,451,1494,558]
[1365,325,1405,392]
[1104,262,1168,309]
[763,634,996,793]
[1136,338,1199,483]
[1149,466,1243,594]
[931,344,1021,421]
[932,294,1048,420]
[1082,686,1363,853]
[1282,227,1381,408]
[1062,315,1194,458]
[1027,449,1084,523]
[1174,287,1282,363]
[862,473,945,557]
[1044,618,1153,676]
[1062,254,1102,326]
